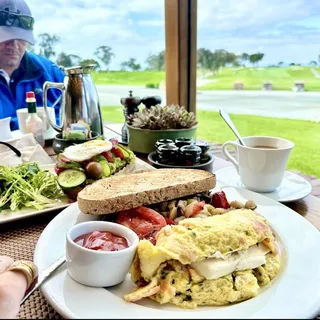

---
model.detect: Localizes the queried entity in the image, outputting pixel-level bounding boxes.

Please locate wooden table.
[0,142,319,319]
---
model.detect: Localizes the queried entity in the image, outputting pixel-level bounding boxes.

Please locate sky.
[27,0,320,70]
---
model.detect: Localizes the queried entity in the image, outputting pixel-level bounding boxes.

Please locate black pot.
[175,137,194,149]
[179,145,202,166]
[52,131,101,154]
[141,95,162,109]
[157,144,179,164]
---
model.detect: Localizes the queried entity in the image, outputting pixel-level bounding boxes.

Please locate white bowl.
[66,221,139,287]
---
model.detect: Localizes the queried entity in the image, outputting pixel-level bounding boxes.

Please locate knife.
[20,255,66,305]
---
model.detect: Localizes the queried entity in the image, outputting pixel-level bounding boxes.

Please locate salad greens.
[0,162,67,212]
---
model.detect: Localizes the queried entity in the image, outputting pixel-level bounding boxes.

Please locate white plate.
[34,187,320,319]
[214,166,312,203]
[0,164,70,224]
[0,159,155,225]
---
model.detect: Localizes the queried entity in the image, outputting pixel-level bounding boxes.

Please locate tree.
[120,58,141,71]
[80,59,100,69]
[278,61,284,67]
[210,49,238,73]
[145,50,165,71]
[37,33,59,59]
[309,60,317,66]
[94,46,114,71]
[249,52,264,67]
[56,53,82,67]
[56,52,72,67]
[197,48,214,70]
[239,53,249,67]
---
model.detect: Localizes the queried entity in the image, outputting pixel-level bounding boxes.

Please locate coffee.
[222,136,294,192]
[251,145,277,149]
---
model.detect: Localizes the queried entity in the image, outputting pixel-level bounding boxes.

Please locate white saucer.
[214,166,312,203]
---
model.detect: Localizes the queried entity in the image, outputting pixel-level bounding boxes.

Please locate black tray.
[148,151,215,171]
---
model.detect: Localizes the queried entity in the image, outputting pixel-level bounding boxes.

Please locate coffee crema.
[250,145,277,149]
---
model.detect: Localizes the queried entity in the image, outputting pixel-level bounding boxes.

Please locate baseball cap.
[0,0,35,45]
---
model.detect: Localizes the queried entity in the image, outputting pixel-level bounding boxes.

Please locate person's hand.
[0,256,37,319]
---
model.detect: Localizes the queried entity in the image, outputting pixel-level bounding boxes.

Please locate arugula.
[0,162,66,212]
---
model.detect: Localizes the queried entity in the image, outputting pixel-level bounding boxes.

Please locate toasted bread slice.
[77,168,216,215]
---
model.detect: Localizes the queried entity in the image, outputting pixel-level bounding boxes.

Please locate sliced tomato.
[165,218,176,225]
[111,147,124,160]
[102,151,114,163]
[116,206,167,244]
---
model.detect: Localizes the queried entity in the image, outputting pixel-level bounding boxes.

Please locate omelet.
[124,209,281,308]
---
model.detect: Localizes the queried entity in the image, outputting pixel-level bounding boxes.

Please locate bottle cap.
[26,91,35,98]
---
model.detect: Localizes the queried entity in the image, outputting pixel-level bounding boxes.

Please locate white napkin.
[0,133,55,167]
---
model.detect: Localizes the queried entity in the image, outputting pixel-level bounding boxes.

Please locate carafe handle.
[43,81,65,133]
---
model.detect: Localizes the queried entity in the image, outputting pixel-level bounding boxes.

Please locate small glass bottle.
[25,91,45,147]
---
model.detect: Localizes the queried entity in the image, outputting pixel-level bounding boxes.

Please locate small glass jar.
[195,141,210,156]
[175,138,194,149]
[179,145,202,166]
[155,139,174,150]
[157,144,179,164]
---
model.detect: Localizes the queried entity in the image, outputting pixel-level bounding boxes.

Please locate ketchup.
[74,231,129,252]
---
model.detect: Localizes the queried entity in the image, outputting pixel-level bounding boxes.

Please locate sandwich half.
[124,209,280,308]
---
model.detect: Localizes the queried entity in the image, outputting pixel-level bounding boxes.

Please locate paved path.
[97,85,320,122]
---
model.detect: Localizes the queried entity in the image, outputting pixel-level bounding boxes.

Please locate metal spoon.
[219,109,246,146]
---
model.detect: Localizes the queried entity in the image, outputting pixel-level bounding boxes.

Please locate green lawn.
[92,71,165,86]
[101,106,320,178]
[199,66,320,91]
[92,67,320,91]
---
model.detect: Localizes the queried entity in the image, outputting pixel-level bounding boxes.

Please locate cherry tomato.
[211,191,230,209]
[116,206,167,244]
[102,151,114,163]
[111,147,124,160]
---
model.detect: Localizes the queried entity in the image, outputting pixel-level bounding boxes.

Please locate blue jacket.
[0,52,64,131]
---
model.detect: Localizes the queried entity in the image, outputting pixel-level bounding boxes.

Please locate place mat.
[0,152,319,319]
[0,211,63,319]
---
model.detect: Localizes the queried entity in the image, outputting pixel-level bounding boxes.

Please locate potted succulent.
[127,104,198,154]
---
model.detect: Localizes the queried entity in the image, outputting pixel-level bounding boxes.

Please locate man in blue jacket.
[0,0,64,130]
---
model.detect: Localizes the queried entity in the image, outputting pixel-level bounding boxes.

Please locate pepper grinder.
[120,90,141,143]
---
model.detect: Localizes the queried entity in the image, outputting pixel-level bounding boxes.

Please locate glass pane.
[197,0,320,178]
[28,0,166,136]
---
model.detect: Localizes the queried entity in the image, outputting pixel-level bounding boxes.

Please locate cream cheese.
[191,243,270,280]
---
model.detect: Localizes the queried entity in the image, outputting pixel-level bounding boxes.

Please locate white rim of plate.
[34,187,320,319]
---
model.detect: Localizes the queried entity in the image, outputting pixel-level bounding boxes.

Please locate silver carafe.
[43,65,104,139]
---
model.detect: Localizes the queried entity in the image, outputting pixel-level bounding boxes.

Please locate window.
[196,0,320,177]
[28,0,166,122]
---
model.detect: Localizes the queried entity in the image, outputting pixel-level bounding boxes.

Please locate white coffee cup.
[17,107,56,140]
[222,136,294,193]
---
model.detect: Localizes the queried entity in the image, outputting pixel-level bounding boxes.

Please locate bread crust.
[77,169,216,215]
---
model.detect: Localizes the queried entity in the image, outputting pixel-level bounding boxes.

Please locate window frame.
[164,0,197,114]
